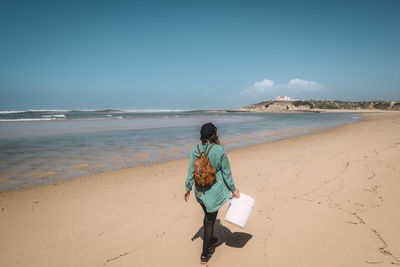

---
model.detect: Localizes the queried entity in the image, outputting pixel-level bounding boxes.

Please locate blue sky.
[0,0,399,110]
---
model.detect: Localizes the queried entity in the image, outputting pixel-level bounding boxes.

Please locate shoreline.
[1,112,367,194]
[1,112,399,266]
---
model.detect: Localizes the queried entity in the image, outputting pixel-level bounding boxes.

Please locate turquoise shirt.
[185,143,237,212]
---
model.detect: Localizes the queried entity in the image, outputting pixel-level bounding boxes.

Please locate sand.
[0,112,399,266]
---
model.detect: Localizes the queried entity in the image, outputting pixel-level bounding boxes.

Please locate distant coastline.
[240,100,400,113]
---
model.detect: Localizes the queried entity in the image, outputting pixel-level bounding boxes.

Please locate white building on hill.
[276,96,292,101]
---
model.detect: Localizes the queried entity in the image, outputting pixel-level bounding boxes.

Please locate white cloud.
[243,79,276,96]
[288,78,324,91]
[243,78,325,96]
[254,79,274,88]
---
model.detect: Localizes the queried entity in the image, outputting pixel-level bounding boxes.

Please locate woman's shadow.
[191,219,252,249]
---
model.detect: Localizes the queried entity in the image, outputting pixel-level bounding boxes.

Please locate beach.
[0,112,399,266]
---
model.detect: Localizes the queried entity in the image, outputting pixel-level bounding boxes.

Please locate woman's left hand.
[184,191,190,201]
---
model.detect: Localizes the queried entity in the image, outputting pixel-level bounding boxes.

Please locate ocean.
[0,110,364,192]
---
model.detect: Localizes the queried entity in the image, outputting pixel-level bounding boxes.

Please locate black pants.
[200,203,218,256]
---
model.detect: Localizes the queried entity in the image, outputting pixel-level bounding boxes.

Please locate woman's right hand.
[184,191,190,201]
[232,189,240,198]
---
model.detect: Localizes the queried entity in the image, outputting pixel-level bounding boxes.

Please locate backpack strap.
[197,145,203,159]
[205,144,215,158]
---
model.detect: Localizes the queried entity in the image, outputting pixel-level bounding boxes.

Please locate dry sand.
[1,112,399,267]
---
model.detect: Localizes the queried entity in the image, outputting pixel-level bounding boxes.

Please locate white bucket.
[224,193,255,228]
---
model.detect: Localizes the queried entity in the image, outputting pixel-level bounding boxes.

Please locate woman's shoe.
[200,253,211,264]
[201,237,218,264]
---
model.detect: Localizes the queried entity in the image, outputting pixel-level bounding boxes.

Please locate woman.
[184,122,240,264]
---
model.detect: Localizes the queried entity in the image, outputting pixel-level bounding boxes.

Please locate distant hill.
[241,100,400,112]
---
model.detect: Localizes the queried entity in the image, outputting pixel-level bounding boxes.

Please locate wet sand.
[0,112,399,266]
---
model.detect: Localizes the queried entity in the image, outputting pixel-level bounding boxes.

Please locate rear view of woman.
[184,122,240,264]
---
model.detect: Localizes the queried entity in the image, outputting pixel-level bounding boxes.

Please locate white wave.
[0,118,59,122]
[0,110,26,114]
[106,115,112,117]
[28,109,71,112]
[0,109,71,114]
[42,114,66,118]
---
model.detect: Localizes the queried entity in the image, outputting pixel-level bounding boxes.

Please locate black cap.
[200,123,217,139]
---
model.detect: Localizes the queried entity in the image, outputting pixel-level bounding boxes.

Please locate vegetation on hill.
[243,100,400,112]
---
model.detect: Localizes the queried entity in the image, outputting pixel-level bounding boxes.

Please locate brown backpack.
[193,144,217,196]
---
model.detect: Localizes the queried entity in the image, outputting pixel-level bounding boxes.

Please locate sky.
[0,0,399,110]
